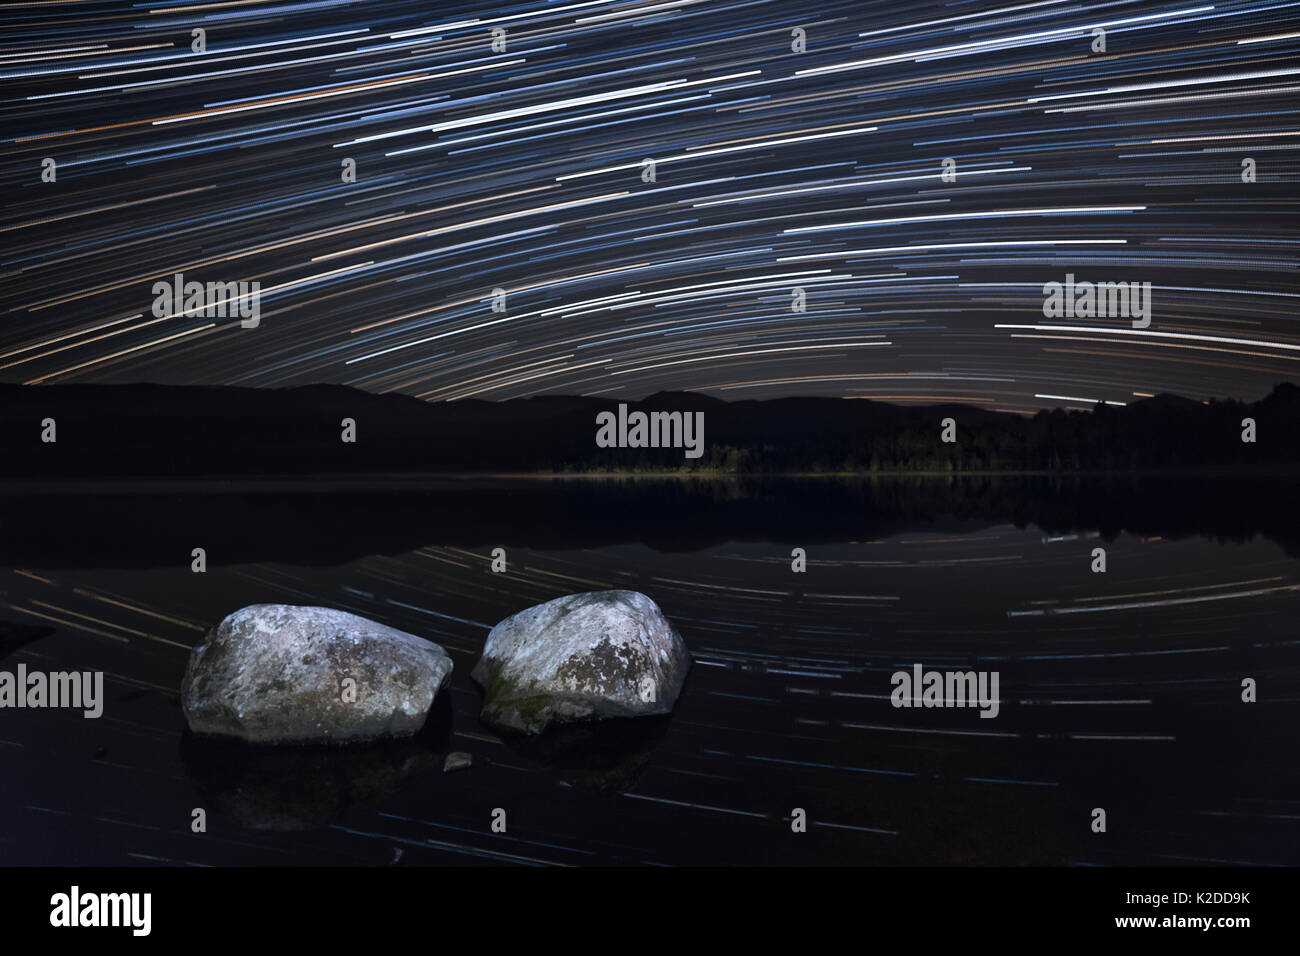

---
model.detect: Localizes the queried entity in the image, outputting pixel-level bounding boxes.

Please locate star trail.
[2,0,1297,411]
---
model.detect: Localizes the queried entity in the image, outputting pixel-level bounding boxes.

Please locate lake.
[2,476,1297,866]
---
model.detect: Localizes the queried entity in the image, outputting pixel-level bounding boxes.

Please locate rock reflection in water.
[180,694,452,831]
[497,715,673,793]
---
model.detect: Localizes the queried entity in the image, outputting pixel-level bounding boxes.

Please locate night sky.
[3,0,1298,412]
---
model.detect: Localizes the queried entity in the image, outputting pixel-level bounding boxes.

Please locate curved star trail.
[2,0,1298,411]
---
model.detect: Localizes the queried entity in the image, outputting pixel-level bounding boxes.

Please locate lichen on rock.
[471,590,690,734]
[181,604,453,745]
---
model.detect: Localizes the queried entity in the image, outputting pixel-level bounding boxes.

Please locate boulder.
[471,590,689,734]
[182,604,452,744]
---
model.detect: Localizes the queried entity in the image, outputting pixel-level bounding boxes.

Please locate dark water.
[1,476,1298,866]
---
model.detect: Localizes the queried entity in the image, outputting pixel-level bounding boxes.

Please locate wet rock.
[471,590,689,734]
[182,604,452,744]
[443,751,472,773]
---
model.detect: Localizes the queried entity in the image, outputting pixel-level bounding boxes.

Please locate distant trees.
[560,385,1300,474]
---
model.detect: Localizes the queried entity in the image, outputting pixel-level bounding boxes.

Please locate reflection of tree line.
[485,474,1300,559]
[4,473,1298,568]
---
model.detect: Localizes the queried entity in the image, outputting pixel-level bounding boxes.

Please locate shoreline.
[1,466,1298,495]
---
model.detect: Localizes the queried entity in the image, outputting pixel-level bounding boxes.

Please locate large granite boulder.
[471,590,690,734]
[182,604,452,744]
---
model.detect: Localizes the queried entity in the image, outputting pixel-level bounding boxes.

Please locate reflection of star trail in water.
[3,1,1299,409]
[3,506,1297,865]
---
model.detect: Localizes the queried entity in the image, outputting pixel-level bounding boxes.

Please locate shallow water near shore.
[1,475,1297,865]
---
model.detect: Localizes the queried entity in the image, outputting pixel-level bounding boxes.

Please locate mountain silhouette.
[0,381,1295,478]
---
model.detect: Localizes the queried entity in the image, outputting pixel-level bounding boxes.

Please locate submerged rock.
[182,604,452,744]
[443,751,473,773]
[471,590,690,734]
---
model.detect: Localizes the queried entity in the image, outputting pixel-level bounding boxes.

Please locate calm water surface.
[2,476,1297,866]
